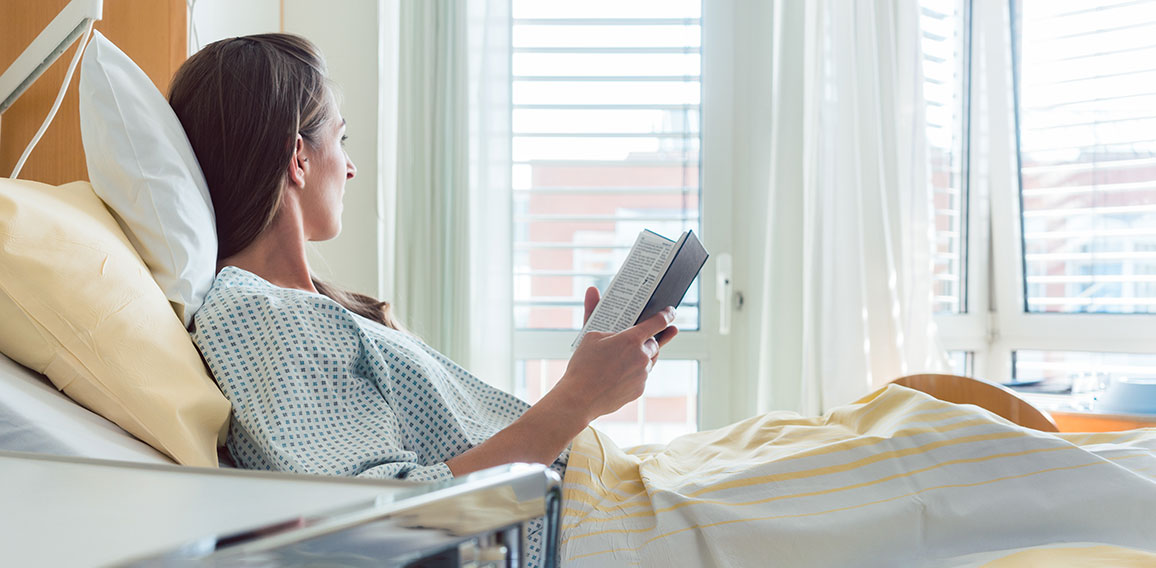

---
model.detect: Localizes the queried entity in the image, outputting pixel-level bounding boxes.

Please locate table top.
[0,451,414,566]
[0,451,558,567]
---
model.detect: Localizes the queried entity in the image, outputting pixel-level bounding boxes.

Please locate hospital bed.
[0,352,562,567]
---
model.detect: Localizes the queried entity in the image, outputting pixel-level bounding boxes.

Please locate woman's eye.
[340,135,348,146]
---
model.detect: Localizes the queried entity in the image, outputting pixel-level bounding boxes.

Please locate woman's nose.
[346,156,357,180]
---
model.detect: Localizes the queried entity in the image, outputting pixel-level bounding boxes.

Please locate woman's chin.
[311,223,342,242]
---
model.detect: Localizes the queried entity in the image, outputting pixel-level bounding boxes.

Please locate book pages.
[572,231,675,349]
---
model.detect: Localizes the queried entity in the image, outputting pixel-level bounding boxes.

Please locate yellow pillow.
[0,178,229,466]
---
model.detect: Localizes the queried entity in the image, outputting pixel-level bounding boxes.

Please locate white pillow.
[79,31,217,327]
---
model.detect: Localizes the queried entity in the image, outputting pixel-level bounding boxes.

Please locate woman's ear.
[286,134,308,188]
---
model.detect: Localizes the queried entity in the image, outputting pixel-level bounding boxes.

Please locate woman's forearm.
[445,306,677,477]
[445,387,591,476]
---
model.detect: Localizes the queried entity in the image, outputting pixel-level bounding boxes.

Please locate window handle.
[716,253,733,335]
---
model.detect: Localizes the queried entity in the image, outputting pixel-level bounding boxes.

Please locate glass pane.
[946,350,972,376]
[1013,349,1156,413]
[512,6,703,331]
[514,108,701,135]
[514,25,700,49]
[514,53,701,77]
[515,359,699,446]
[920,0,970,314]
[512,0,700,20]
[513,136,700,162]
[1016,0,1156,313]
[514,81,701,106]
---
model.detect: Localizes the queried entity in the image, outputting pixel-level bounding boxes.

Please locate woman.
[172,35,675,483]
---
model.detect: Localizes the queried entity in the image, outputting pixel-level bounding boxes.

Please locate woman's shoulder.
[194,266,350,328]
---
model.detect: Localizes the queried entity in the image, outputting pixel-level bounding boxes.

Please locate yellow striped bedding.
[560,385,1156,567]
[933,543,1156,567]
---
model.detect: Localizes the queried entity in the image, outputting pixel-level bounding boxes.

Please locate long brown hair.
[168,34,402,330]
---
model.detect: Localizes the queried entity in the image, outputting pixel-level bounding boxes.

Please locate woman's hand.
[551,287,679,423]
[582,287,679,349]
[444,286,678,477]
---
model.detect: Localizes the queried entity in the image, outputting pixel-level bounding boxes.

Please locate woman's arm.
[445,287,678,476]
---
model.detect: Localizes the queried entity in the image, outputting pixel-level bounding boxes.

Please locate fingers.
[642,336,659,358]
[630,307,677,339]
[655,325,679,348]
[583,286,601,325]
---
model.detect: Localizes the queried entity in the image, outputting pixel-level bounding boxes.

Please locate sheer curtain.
[395,0,470,362]
[756,0,947,415]
[464,0,513,389]
[394,0,513,388]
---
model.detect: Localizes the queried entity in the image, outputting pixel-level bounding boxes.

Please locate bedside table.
[1050,410,1156,432]
[0,450,560,567]
[1020,392,1156,432]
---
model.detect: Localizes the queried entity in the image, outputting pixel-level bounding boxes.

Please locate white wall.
[190,0,392,299]
[189,0,281,53]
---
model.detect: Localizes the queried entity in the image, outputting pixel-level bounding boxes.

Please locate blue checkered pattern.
[193,267,564,566]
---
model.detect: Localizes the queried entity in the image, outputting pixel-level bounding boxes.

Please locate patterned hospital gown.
[193,267,565,564]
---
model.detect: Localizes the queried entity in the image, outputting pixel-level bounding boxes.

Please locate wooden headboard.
[0,0,186,185]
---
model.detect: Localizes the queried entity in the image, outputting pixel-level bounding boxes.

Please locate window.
[921,0,971,315]
[1015,0,1156,314]
[931,0,1156,412]
[509,0,721,445]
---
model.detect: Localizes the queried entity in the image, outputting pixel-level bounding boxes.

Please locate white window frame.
[936,0,1156,382]
[510,0,737,433]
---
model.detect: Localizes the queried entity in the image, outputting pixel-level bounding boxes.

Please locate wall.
[189,0,280,52]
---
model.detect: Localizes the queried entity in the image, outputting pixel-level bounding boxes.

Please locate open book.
[573,230,709,349]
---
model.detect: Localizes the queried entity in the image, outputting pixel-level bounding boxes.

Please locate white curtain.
[465,0,513,389]
[395,1,470,359]
[756,0,947,415]
[394,0,513,388]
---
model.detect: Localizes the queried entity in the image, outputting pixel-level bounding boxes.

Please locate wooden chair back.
[892,374,1060,432]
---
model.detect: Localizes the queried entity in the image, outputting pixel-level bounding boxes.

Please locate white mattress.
[0,352,172,464]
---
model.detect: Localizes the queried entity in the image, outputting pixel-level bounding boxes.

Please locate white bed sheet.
[0,353,172,464]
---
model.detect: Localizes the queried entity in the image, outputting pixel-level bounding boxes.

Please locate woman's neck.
[218,200,318,293]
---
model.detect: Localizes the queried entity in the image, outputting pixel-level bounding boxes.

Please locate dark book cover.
[634,230,709,325]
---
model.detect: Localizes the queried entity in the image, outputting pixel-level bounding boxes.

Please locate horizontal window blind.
[921,0,970,315]
[1016,0,1156,313]
[511,0,702,331]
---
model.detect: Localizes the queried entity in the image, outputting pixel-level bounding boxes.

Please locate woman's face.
[301,94,357,241]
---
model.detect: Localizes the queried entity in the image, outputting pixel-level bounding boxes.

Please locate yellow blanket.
[560,385,1156,567]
